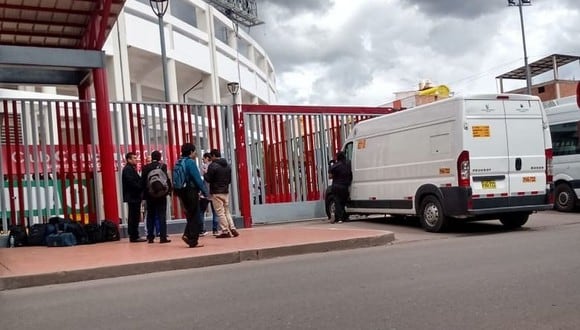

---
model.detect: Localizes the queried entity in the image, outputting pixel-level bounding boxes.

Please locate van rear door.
[464,100,510,207]
[503,99,547,201]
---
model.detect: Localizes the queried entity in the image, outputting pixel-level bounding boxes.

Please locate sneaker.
[215,233,232,238]
[199,231,208,237]
[231,229,239,237]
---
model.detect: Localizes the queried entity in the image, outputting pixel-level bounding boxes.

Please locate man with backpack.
[204,149,239,238]
[141,150,172,243]
[122,152,146,242]
[173,143,209,248]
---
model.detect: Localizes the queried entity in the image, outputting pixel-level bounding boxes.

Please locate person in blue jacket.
[175,143,209,248]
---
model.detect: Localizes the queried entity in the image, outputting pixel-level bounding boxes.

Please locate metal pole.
[518,1,532,95]
[158,14,170,102]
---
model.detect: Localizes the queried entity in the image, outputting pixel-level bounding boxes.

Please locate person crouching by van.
[205,149,239,238]
[141,150,172,244]
[329,151,352,223]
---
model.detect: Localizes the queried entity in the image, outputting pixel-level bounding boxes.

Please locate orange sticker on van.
[522,176,536,183]
[439,167,451,175]
[472,125,490,138]
[357,139,366,149]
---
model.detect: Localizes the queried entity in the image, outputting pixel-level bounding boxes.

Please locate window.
[171,0,197,28]
[344,142,353,161]
[550,121,580,156]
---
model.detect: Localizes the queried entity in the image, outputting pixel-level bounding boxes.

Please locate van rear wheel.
[419,196,448,233]
[554,183,577,212]
[499,212,529,229]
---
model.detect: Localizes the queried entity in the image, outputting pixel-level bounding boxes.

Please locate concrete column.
[108,12,132,102]
[206,7,222,104]
[167,58,179,102]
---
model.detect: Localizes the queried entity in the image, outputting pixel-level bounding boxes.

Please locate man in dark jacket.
[141,150,172,243]
[329,151,352,223]
[204,149,239,238]
[122,152,146,242]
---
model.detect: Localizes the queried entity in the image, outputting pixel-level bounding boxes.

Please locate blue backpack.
[172,158,187,190]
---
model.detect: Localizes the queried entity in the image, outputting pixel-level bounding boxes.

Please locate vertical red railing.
[266,114,276,202]
[3,101,17,225]
[279,118,290,202]
[56,102,69,220]
[261,115,270,203]
[72,102,85,223]
[232,104,252,227]
[11,101,25,225]
[78,86,96,223]
[64,102,78,221]
[136,104,145,164]
[272,115,282,203]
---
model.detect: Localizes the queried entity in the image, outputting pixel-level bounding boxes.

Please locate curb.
[0,232,394,291]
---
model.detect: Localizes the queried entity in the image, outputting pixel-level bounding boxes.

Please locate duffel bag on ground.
[100,220,120,242]
[84,223,104,244]
[8,225,28,247]
[46,232,77,247]
[28,224,49,246]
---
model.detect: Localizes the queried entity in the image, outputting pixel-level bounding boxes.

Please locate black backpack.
[100,220,120,241]
[8,225,28,247]
[84,223,104,244]
[28,223,49,246]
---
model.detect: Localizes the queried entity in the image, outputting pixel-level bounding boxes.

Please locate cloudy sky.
[249,0,580,105]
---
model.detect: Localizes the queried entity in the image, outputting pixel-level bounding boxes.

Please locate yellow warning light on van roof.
[472,125,490,138]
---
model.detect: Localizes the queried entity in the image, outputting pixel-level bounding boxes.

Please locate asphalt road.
[1,211,579,330]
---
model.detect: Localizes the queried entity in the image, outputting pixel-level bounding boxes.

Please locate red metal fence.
[1,99,398,230]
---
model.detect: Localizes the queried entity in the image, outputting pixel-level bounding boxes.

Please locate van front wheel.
[499,212,529,229]
[419,196,448,233]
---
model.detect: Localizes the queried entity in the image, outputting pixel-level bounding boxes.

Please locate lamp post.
[508,0,532,95]
[226,81,240,214]
[150,0,170,102]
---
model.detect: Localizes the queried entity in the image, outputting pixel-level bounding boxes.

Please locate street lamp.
[227,82,240,103]
[508,0,532,95]
[150,0,170,102]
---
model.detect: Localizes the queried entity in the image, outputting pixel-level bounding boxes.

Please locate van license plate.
[482,181,496,189]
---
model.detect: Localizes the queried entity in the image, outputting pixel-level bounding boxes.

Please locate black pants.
[332,184,350,222]
[177,187,201,244]
[146,198,167,240]
[127,202,141,240]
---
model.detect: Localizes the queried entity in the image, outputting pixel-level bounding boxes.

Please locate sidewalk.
[0,224,394,291]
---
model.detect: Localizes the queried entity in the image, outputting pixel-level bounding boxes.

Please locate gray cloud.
[249,0,580,105]
[256,0,333,15]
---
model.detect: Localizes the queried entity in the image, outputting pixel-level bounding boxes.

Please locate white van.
[337,94,553,232]
[545,97,580,212]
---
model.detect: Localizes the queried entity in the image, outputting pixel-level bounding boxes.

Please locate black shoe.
[147,238,154,244]
[215,233,232,238]
[160,238,171,244]
[231,229,240,237]
[130,238,147,243]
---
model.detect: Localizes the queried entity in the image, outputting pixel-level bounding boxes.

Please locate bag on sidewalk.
[100,220,120,241]
[8,225,28,247]
[46,232,77,247]
[28,224,49,246]
[84,223,104,244]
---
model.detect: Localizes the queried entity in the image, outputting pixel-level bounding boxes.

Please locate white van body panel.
[344,94,552,219]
